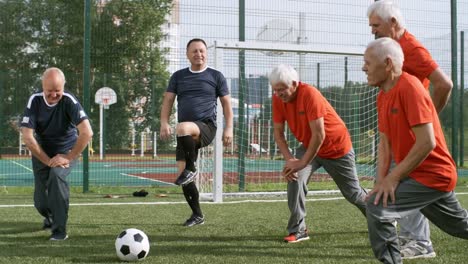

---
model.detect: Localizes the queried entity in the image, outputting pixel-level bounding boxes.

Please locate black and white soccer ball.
[115,228,150,261]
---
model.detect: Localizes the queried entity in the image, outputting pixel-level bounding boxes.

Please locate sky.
[171,0,467,87]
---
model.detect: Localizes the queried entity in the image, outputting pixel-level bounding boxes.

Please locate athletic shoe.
[175,169,198,186]
[42,217,52,230]
[183,215,205,227]
[49,233,69,241]
[283,229,310,243]
[398,236,411,248]
[401,241,436,259]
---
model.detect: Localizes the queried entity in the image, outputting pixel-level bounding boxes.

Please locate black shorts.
[194,120,217,149]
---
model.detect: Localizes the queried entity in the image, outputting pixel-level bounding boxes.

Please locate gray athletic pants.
[32,156,76,235]
[388,160,431,245]
[287,147,367,234]
[398,201,431,244]
[366,177,468,264]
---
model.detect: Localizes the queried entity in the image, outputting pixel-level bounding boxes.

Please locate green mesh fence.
[0,0,467,193]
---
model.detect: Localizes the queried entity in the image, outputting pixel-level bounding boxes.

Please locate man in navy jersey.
[20,67,93,240]
[160,38,233,226]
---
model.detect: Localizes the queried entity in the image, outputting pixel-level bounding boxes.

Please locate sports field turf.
[0,185,467,264]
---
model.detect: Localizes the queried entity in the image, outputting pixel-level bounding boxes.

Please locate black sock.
[182,182,202,217]
[177,135,197,171]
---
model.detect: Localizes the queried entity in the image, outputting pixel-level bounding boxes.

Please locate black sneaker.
[183,215,205,227]
[42,217,52,230]
[175,169,198,186]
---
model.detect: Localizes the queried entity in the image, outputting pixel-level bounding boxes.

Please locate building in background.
[161,0,181,74]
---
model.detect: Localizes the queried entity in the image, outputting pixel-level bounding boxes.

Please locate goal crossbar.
[213,41,365,57]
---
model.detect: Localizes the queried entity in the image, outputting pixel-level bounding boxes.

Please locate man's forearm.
[24,139,50,165]
[160,93,175,124]
[66,134,92,161]
[274,133,293,160]
[376,142,391,183]
[433,88,451,113]
[299,133,323,166]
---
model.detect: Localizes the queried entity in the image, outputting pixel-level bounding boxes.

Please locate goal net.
[197,41,378,202]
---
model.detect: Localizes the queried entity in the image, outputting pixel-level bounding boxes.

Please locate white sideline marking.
[0,172,31,176]
[10,161,33,172]
[1,192,467,208]
[0,196,344,208]
[120,173,176,185]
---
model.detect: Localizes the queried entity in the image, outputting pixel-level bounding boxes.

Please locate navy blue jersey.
[20,91,89,157]
[167,67,229,124]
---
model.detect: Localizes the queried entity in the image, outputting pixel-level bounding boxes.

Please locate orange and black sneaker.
[283,229,310,243]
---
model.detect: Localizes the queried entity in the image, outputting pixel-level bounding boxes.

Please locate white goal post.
[198,41,376,203]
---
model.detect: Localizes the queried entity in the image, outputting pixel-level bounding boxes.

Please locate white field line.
[10,161,33,172]
[0,196,344,208]
[0,172,31,176]
[119,173,176,185]
[1,192,467,208]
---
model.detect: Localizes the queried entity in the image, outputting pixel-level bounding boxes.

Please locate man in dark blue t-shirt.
[160,38,233,227]
[20,67,93,240]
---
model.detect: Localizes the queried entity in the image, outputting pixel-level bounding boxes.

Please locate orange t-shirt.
[377,72,457,192]
[272,82,352,159]
[399,30,439,90]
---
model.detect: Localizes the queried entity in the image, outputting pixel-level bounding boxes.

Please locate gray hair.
[367,0,405,29]
[42,67,66,84]
[269,64,299,86]
[367,37,404,74]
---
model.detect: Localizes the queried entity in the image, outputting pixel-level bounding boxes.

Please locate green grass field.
[0,185,467,264]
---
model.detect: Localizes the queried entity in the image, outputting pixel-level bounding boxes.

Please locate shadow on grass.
[0,221,42,234]
[0,222,374,263]
[0,232,124,263]
[148,230,373,261]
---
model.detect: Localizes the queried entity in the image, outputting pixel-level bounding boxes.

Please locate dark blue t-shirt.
[20,91,89,157]
[167,67,229,124]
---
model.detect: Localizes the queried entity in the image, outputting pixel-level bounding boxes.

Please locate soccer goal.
[197,41,378,202]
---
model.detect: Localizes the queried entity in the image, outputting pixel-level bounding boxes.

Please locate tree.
[90,0,172,151]
[0,0,173,153]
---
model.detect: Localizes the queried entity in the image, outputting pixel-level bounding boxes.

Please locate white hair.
[367,0,405,29]
[42,67,66,84]
[269,64,299,86]
[367,37,404,73]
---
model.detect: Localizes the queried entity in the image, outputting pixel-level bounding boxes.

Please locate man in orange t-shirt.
[367,1,453,259]
[363,37,468,264]
[367,1,452,113]
[270,64,367,243]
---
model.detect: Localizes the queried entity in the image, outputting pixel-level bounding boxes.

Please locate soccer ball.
[115,228,150,261]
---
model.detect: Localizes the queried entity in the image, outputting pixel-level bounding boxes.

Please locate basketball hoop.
[95,87,117,108]
[102,97,110,109]
[94,87,117,160]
